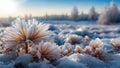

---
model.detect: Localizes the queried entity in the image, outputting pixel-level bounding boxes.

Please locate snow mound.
[68,54,107,68]
[56,56,88,68]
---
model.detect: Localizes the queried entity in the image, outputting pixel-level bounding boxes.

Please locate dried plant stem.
[25,42,28,54]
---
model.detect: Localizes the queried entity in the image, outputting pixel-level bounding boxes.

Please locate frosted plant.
[89,38,103,51]
[84,46,109,62]
[83,38,109,61]
[60,43,74,56]
[74,45,83,53]
[28,45,41,62]
[111,38,120,52]
[27,20,51,44]
[84,46,92,55]
[84,35,90,42]
[65,34,82,45]
[37,41,61,61]
[92,48,109,62]
[2,18,51,54]
[92,48,103,58]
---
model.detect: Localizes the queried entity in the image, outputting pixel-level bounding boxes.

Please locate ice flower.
[84,35,90,42]
[65,34,82,45]
[2,18,51,54]
[91,48,109,61]
[83,38,110,61]
[89,38,103,50]
[74,45,83,53]
[111,38,120,52]
[84,46,92,55]
[60,43,74,56]
[38,41,61,61]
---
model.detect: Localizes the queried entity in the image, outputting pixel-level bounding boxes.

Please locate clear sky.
[0,0,120,17]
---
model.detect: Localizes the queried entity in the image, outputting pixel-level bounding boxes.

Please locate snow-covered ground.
[42,20,97,25]
[0,20,120,68]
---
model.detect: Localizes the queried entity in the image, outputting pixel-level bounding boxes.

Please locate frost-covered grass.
[0,18,120,68]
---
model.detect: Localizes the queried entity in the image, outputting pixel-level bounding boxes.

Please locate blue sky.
[24,0,120,8]
[20,0,120,16]
[0,0,120,17]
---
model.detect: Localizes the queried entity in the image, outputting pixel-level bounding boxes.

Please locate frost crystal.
[38,41,61,61]
[65,34,82,45]
[89,38,103,50]
[111,38,120,52]
[2,18,51,54]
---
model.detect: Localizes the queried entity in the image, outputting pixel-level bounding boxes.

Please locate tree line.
[35,1,120,25]
[2,1,120,25]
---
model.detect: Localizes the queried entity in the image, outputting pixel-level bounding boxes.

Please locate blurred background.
[0,0,120,27]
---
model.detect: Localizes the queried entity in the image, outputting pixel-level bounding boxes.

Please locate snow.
[0,53,16,64]
[15,54,33,67]
[56,56,88,68]
[68,54,106,68]
[0,63,14,68]
[1,18,120,68]
[28,59,55,68]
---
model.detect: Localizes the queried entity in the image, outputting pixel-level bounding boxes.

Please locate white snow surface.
[1,19,120,68]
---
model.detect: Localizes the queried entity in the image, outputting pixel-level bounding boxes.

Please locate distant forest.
[0,1,120,26]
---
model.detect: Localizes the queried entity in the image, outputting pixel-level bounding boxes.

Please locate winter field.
[0,18,120,68]
[0,0,120,68]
